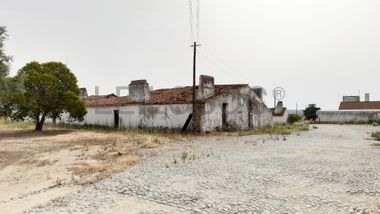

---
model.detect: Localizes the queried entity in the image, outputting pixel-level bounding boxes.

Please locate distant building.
[339,94,380,111]
[73,75,273,132]
[317,93,380,123]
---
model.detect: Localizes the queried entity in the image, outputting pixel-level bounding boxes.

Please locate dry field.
[0,120,182,213]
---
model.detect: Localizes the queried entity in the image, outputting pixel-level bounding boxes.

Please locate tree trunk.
[35,122,43,132]
[34,115,46,132]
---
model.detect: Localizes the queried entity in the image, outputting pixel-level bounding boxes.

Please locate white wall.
[317,111,380,123]
[272,110,289,125]
[80,104,192,129]
[202,93,250,132]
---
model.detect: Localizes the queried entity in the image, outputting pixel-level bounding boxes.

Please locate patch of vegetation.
[0,119,34,129]
[336,121,375,125]
[287,114,303,124]
[52,123,186,139]
[239,124,309,136]
[181,152,188,162]
[372,122,380,127]
[371,131,380,141]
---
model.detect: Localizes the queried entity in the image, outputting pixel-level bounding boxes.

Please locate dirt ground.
[0,122,179,214]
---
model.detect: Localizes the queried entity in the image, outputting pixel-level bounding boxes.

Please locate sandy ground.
[0,125,174,214]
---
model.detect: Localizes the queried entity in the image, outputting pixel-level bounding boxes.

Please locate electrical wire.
[198,47,244,83]
[196,0,200,42]
[188,0,194,43]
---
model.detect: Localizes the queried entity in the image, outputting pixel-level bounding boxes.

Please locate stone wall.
[194,86,273,133]
[317,111,380,123]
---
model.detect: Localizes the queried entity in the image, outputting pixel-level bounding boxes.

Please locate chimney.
[365,93,370,102]
[343,96,360,102]
[79,88,88,100]
[196,75,215,100]
[129,80,150,102]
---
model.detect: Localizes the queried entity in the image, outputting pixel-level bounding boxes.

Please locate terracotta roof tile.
[339,101,380,110]
[86,84,248,107]
[130,80,148,85]
[270,108,287,116]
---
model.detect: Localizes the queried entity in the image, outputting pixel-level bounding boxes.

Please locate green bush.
[372,122,380,127]
[372,132,380,141]
[287,114,303,124]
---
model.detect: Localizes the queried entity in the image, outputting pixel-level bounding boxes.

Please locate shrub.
[287,114,303,124]
[372,122,380,127]
[372,132,380,141]
[239,124,309,136]
[304,104,321,122]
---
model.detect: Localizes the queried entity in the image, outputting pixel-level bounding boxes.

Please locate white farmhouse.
[79,75,273,133]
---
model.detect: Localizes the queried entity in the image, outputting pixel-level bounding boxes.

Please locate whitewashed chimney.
[129,80,150,102]
[196,75,215,100]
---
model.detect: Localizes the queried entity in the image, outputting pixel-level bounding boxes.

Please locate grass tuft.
[371,131,380,141]
[181,152,188,162]
[0,119,35,129]
[239,124,309,136]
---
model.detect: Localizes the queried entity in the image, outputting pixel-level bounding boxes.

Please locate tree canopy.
[0,26,12,79]
[0,26,13,116]
[303,104,321,122]
[3,61,87,131]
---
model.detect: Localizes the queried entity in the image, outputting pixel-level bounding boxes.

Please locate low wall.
[317,111,380,123]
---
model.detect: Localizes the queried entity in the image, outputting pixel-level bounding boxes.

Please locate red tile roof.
[130,80,148,85]
[339,101,380,110]
[270,108,287,116]
[86,84,248,107]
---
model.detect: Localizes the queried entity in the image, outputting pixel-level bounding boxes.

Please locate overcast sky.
[1,0,379,110]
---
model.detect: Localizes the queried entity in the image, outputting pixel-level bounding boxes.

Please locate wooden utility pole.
[191,42,200,116]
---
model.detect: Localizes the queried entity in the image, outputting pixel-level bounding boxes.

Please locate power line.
[196,0,200,42]
[200,46,256,84]
[188,0,194,43]
[198,47,244,83]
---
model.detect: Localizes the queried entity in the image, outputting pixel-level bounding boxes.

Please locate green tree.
[0,26,12,79]
[6,61,87,131]
[0,26,13,115]
[303,104,321,122]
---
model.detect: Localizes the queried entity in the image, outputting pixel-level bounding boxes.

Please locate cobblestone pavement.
[25,125,380,214]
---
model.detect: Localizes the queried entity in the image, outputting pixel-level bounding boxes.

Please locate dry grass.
[66,135,166,185]
[0,119,176,186]
[371,132,380,141]
[239,124,310,136]
[0,119,35,129]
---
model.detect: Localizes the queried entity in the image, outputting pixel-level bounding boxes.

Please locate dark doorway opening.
[222,103,228,129]
[114,110,120,129]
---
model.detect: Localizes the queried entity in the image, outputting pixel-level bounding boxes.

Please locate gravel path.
[25,125,380,214]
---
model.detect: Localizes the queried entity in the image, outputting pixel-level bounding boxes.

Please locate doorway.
[222,103,228,129]
[114,110,120,129]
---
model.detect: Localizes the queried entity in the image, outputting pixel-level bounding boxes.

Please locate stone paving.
[25,125,380,213]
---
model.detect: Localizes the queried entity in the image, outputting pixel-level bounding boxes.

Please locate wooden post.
[192,42,197,116]
[188,42,200,132]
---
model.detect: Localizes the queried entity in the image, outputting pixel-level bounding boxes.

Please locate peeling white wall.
[72,104,192,129]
